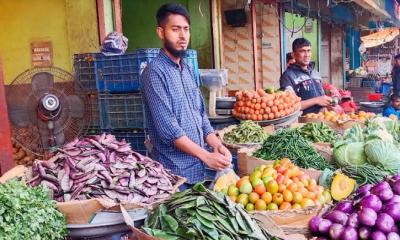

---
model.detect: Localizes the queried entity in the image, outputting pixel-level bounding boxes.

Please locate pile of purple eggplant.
[28,133,181,204]
[310,174,400,240]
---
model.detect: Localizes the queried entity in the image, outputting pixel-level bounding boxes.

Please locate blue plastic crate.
[112,130,147,156]
[83,127,101,136]
[87,93,100,127]
[382,83,392,96]
[94,53,140,93]
[361,79,376,88]
[135,48,200,86]
[79,93,100,133]
[99,93,145,130]
[73,53,99,91]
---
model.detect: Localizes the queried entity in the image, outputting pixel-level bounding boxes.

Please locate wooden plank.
[113,0,122,33]
[0,55,14,175]
[97,0,106,43]
[251,0,260,90]
[330,25,344,90]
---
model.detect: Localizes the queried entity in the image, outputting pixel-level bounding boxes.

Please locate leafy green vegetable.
[342,124,365,142]
[364,139,400,172]
[144,183,281,240]
[0,179,67,240]
[368,116,398,134]
[333,142,367,167]
[223,121,268,144]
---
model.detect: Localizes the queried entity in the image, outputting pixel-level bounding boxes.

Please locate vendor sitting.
[280,38,332,115]
[383,94,400,119]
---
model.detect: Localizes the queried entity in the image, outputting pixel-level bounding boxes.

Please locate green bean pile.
[296,122,338,143]
[340,165,395,185]
[253,129,335,171]
[223,121,268,144]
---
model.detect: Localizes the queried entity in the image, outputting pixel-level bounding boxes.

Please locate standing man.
[392,54,400,95]
[280,38,332,114]
[141,3,232,190]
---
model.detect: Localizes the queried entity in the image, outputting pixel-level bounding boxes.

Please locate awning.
[353,0,391,19]
[360,27,400,48]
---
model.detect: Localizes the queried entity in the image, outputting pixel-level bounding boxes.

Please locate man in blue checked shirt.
[141,3,232,190]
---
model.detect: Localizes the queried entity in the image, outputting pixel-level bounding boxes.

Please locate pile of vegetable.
[143,183,281,240]
[304,111,375,124]
[0,179,67,239]
[253,129,334,171]
[333,117,400,184]
[310,174,400,240]
[232,89,301,121]
[219,159,331,211]
[12,139,37,166]
[223,121,268,144]
[296,122,337,144]
[28,133,180,204]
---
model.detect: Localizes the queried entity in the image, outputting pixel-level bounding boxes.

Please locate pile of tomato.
[232,89,301,121]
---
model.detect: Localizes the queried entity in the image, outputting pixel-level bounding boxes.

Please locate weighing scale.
[200,69,237,124]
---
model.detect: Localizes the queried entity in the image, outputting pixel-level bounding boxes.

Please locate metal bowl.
[360,101,385,108]
[216,97,236,109]
[67,208,147,239]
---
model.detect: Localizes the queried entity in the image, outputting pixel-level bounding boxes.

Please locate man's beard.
[164,39,187,58]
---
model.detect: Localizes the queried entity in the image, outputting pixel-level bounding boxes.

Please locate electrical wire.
[281,0,311,37]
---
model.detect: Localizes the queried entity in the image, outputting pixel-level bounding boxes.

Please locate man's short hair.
[286,52,293,63]
[395,54,400,60]
[391,93,400,101]
[156,3,190,27]
[292,38,311,52]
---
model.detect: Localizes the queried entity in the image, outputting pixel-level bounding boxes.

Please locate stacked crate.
[74,52,148,155]
[73,53,101,135]
[73,49,200,156]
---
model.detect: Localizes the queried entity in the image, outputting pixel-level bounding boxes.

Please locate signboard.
[31,41,53,67]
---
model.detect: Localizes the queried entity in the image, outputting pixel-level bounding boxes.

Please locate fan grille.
[7,67,91,157]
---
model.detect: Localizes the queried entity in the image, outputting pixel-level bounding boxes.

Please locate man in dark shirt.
[141,3,231,190]
[392,54,400,95]
[280,38,332,114]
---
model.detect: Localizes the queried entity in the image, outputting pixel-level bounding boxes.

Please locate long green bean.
[223,121,268,144]
[253,129,335,171]
[296,122,337,143]
[340,165,394,185]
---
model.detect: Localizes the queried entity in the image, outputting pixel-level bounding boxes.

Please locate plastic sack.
[101,31,128,56]
[209,167,239,192]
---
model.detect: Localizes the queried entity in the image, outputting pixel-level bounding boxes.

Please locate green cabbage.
[368,117,398,135]
[342,124,365,142]
[333,141,367,167]
[364,139,400,172]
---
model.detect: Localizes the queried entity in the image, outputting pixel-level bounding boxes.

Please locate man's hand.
[201,152,231,171]
[215,145,232,162]
[315,95,332,107]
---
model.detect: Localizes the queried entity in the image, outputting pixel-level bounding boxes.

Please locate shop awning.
[360,27,400,48]
[353,0,391,19]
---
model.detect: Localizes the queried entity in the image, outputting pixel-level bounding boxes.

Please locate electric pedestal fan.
[6,67,90,158]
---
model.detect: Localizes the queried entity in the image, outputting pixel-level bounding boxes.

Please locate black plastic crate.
[94,53,139,93]
[99,93,145,130]
[112,130,147,156]
[73,53,99,91]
